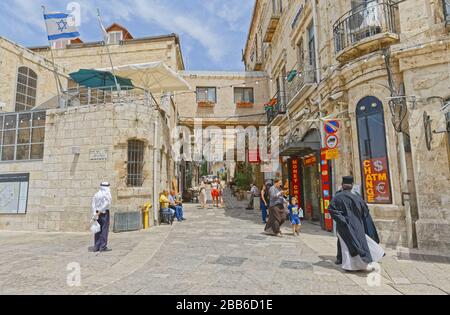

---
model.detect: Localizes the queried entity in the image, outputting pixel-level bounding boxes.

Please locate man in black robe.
[329,176,380,266]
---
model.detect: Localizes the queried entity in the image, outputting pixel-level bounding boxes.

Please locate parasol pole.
[97,9,120,93]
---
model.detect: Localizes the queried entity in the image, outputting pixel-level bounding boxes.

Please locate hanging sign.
[324,120,340,134]
[325,134,339,149]
[324,148,339,160]
[290,158,302,207]
[320,150,333,232]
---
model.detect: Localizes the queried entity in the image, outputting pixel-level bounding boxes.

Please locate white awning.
[98,61,191,93]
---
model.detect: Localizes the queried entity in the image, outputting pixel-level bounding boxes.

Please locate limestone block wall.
[0,100,173,232]
[177,71,269,127]
[33,38,182,75]
[399,47,450,251]
[0,37,67,113]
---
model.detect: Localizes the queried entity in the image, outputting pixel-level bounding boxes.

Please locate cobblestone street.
[1,191,449,295]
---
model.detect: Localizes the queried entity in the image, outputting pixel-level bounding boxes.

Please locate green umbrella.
[69,69,134,90]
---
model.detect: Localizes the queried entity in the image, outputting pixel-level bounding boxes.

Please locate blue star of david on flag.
[56,19,68,32]
[44,12,80,41]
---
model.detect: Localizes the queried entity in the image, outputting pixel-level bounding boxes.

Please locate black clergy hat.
[342,176,354,185]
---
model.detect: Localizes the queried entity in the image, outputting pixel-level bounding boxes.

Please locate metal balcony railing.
[285,64,316,105]
[62,86,158,108]
[333,1,398,54]
[266,90,287,125]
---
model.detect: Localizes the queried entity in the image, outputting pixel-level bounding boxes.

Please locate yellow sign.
[325,148,339,160]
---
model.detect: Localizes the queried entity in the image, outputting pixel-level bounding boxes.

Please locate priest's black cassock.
[328,190,377,264]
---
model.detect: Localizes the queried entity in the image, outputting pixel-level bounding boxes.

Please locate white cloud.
[0,0,253,68]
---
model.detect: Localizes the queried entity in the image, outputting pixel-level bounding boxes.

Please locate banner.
[320,150,333,232]
[290,159,301,206]
[362,157,392,204]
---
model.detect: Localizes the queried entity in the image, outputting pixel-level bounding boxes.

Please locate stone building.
[0,25,185,231]
[243,0,450,252]
[176,71,269,191]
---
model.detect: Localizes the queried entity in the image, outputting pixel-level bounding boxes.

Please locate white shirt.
[92,186,112,216]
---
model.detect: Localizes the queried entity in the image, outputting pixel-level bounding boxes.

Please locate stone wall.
[0,37,67,113]
[0,99,173,232]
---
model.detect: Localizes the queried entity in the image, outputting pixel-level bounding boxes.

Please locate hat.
[342,176,354,185]
[100,182,110,187]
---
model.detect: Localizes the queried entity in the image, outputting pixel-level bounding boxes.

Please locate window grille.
[127,140,145,187]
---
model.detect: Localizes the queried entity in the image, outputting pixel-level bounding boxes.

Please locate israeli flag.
[44,13,80,41]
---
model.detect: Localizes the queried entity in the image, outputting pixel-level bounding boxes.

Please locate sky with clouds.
[0,0,255,71]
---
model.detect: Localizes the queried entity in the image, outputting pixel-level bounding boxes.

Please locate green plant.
[235,163,253,190]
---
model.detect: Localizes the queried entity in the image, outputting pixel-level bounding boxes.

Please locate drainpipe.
[312,0,323,146]
[153,119,159,226]
[398,132,415,248]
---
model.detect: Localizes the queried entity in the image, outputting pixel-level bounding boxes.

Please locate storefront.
[281,129,333,231]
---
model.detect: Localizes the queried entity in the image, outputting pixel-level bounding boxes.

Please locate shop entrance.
[302,155,321,223]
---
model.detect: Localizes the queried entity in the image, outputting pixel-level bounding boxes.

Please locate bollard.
[142,202,152,229]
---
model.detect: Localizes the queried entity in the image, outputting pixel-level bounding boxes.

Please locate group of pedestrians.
[199,178,224,209]
[259,175,384,272]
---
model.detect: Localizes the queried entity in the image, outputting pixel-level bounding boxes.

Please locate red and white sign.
[325,135,339,149]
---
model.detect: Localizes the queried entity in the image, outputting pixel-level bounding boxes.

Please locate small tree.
[235,162,253,190]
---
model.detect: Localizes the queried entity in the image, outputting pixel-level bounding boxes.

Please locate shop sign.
[290,159,302,206]
[248,149,260,164]
[362,157,392,204]
[303,155,317,166]
[326,135,339,149]
[324,148,339,160]
[320,150,333,232]
[324,120,340,134]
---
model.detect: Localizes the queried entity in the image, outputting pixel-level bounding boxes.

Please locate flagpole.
[97,9,120,92]
[42,5,64,108]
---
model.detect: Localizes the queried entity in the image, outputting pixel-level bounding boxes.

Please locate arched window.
[15,67,37,112]
[356,96,392,204]
[127,140,145,187]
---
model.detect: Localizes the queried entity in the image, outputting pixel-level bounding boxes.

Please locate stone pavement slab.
[0,189,449,295]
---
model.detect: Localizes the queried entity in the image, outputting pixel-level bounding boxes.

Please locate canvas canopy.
[98,61,191,93]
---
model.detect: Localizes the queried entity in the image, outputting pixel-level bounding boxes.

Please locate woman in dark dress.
[264,178,287,237]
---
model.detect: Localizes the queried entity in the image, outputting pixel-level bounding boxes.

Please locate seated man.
[160,191,175,218]
[169,190,185,222]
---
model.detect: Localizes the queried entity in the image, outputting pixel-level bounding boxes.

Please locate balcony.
[61,86,158,108]
[262,0,283,43]
[265,90,287,125]
[285,65,316,106]
[197,101,215,108]
[333,1,399,62]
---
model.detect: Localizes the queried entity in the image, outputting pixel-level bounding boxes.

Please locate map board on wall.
[0,173,29,214]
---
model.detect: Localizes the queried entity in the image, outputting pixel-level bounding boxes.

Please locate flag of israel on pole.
[44,12,80,41]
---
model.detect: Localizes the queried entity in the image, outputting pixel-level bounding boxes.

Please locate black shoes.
[100,248,112,252]
[335,259,342,265]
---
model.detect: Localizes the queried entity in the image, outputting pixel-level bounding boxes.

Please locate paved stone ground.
[0,189,449,295]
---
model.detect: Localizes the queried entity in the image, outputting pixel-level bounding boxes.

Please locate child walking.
[288,197,302,236]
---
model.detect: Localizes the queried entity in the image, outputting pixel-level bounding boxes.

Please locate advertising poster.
[362,157,392,204]
[0,173,29,214]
